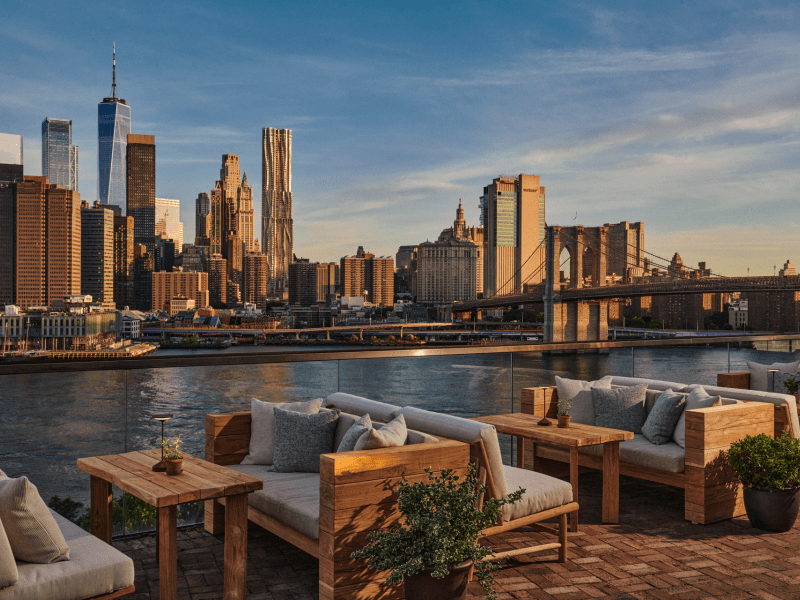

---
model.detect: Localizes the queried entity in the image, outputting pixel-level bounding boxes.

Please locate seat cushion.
[555,376,612,425]
[241,398,323,465]
[501,466,573,522]
[325,393,399,422]
[5,510,134,600]
[228,465,321,540]
[580,434,685,473]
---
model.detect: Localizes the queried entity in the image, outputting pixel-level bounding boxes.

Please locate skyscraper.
[98,45,131,215]
[479,174,546,297]
[81,201,115,307]
[340,247,394,306]
[126,134,156,256]
[42,118,78,191]
[262,128,293,295]
[0,133,23,184]
[155,198,184,249]
[195,192,210,244]
[113,215,134,309]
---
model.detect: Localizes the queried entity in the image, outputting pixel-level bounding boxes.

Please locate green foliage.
[47,495,84,522]
[557,396,572,416]
[627,316,646,328]
[162,435,183,459]
[705,310,732,330]
[351,465,524,600]
[727,431,800,490]
[783,374,800,394]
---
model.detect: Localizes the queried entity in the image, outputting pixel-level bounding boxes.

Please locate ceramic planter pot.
[164,458,183,476]
[743,486,800,532]
[403,559,473,600]
[557,415,571,428]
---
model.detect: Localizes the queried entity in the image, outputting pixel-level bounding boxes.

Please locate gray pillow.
[271,408,340,473]
[354,414,408,451]
[241,397,323,465]
[555,375,613,425]
[0,477,70,564]
[0,516,18,590]
[672,386,721,448]
[592,384,648,433]
[641,389,686,445]
[337,414,373,453]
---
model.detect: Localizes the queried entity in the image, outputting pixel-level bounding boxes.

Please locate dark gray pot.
[403,560,473,600]
[743,486,800,532]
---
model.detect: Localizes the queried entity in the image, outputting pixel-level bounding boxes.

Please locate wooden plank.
[104,453,206,505]
[569,446,579,532]
[204,499,225,535]
[208,452,248,466]
[86,585,136,600]
[319,503,402,537]
[684,402,775,432]
[483,542,562,562]
[207,411,251,437]
[717,372,750,389]
[319,556,392,588]
[602,441,620,524]
[684,420,774,449]
[473,414,633,446]
[140,449,262,492]
[221,498,319,558]
[223,493,248,600]
[482,502,578,536]
[685,495,746,524]
[206,435,250,459]
[158,505,177,600]
[78,456,177,506]
[319,578,403,600]
[558,513,568,562]
[90,475,112,544]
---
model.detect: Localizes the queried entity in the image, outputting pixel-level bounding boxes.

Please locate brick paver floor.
[115,472,800,599]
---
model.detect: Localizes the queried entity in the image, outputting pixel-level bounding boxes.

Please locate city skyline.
[1,2,798,275]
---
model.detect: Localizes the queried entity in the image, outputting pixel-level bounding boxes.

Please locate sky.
[2,1,798,276]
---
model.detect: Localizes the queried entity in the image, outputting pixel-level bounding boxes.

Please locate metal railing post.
[727,343,731,373]
[337,360,340,393]
[510,352,514,465]
[631,346,635,377]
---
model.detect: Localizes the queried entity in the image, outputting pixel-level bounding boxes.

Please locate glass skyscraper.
[42,118,78,191]
[98,45,131,215]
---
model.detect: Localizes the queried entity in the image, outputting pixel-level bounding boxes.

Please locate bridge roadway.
[141,322,458,337]
[454,275,800,312]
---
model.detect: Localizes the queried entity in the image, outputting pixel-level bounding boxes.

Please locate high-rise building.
[133,244,154,311]
[155,235,176,272]
[214,155,255,254]
[479,174,546,297]
[113,215,134,309]
[195,192,210,244]
[262,128,293,294]
[0,133,23,184]
[288,259,317,307]
[42,118,78,191]
[180,244,209,273]
[152,271,209,313]
[243,253,269,308]
[225,234,244,288]
[81,201,115,307]
[155,198,183,249]
[98,45,131,215]
[316,263,338,303]
[208,254,227,306]
[340,247,394,306]
[126,134,156,256]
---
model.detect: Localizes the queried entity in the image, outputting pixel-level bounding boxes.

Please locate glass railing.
[2,333,799,537]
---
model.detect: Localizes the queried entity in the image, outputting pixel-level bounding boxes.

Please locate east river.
[1,343,796,510]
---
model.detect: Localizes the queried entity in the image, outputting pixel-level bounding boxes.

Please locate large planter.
[743,486,800,532]
[403,560,473,600]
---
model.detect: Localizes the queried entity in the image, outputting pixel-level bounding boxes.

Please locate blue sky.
[2,1,798,275]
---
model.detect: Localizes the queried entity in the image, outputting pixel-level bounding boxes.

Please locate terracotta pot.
[164,458,183,476]
[557,415,571,428]
[743,486,800,532]
[404,560,473,600]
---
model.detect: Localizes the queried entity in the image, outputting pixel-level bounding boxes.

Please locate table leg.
[569,447,579,532]
[516,436,527,469]
[224,493,249,600]
[158,505,177,600]
[90,475,112,544]
[602,441,620,523]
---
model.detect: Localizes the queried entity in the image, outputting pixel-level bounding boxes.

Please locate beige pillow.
[0,516,18,590]
[672,387,721,448]
[354,414,408,451]
[241,398,324,465]
[0,477,70,564]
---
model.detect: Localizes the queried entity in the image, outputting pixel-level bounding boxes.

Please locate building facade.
[479,174,545,297]
[288,259,317,306]
[155,198,183,250]
[113,215,134,309]
[151,271,209,313]
[195,192,210,244]
[208,254,227,306]
[98,46,131,215]
[42,118,78,191]
[339,247,394,306]
[126,134,156,256]
[0,133,23,185]
[262,128,293,294]
[316,262,338,303]
[133,244,154,311]
[243,253,268,308]
[81,201,115,307]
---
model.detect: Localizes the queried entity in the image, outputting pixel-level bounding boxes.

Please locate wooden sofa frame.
[520,387,774,524]
[717,372,798,437]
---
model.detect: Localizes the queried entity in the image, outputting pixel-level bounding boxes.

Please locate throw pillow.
[672,386,722,448]
[354,414,408,451]
[555,375,613,426]
[271,408,340,473]
[746,360,800,392]
[0,517,18,590]
[641,389,686,445]
[0,470,6,479]
[592,384,648,433]
[337,414,373,452]
[0,477,70,563]
[241,397,323,465]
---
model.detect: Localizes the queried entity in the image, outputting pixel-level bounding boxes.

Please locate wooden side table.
[78,449,262,600]
[473,414,633,531]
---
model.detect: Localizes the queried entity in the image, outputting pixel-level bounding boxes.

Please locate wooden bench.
[717,372,799,437]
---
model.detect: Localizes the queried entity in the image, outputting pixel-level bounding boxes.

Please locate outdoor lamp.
[769,369,780,394]
[152,413,174,472]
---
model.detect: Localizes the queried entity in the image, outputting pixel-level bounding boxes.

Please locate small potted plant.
[352,465,524,600]
[556,397,572,428]
[161,436,184,475]
[782,373,800,399]
[727,431,800,532]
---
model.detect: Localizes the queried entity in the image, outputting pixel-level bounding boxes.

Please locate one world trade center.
[98,44,131,215]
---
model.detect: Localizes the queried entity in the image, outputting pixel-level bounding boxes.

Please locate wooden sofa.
[717,371,800,437]
[520,384,774,524]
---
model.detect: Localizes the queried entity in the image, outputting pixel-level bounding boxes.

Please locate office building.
[155,198,183,249]
[262,128,293,294]
[0,133,23,184]
[340,247,394,306]
[195,192,211,244]
[243,253,268,308]
[133,244,154,311]
[288,259,317,306]
[126,134,156,255]
[81,201,115,307]
[42,118,78,191]
[180,244,209,273]
[98,45,131,214]
[155,235,176,272]
[113,215,134,309]
[208,254,227,306]
[479,174,546,296]
[316,262,338,303]
[152,271,209,313]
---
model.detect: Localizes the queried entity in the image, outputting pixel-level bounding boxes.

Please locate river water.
[1,343,797,515]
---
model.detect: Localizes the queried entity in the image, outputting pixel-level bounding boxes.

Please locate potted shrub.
[352,465,524,600]
[727,431,800,532]
[782,373,800,399]
[556,397,572,428]
[161,436,184,475]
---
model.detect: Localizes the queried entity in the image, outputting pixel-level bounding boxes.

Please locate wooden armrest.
[717,372,750,389]
[206,411,251,465]
[684,402,773,464]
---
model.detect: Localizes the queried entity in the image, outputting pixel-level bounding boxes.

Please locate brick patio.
[115,472,800,599]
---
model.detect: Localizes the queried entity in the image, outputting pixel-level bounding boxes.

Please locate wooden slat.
[684,402,774,432]
[206,435,250,459]
[78,456,178,506]
[684,420,774,450]
[208,452,248,466]
[482,502,578,536]
[473,413,633,446]
[319,556,393,588]
[140,448,262,492]
[112,453,220,502]
[685,495,746,524]
[206,411,251,437]
[87,585,136,600]
[717,371,750,389]
[319,503,402,537]
[482,543,562,562]
[318,578,403,600]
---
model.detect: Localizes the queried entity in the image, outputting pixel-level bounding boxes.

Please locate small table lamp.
[152,413,174,472]
[769,369,780,394]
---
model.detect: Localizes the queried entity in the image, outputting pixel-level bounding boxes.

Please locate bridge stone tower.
[544,225,615,342]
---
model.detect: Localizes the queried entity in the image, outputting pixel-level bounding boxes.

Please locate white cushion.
[502,466,573,522]
[0,477,69,564]
[555,376,613,425]
[405,430,439,445]
[241,398,323,465]
[324,393,399,422]
[746,360,800,392]
[354,415,407,451]
[580,434,686,473]
[0,516,18,590]
[608,376,687,392]
[672,387,721,449]
[331,412,361,451]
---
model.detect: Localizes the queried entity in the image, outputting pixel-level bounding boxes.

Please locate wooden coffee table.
[77,449,262,600]
[473,414,633,531]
